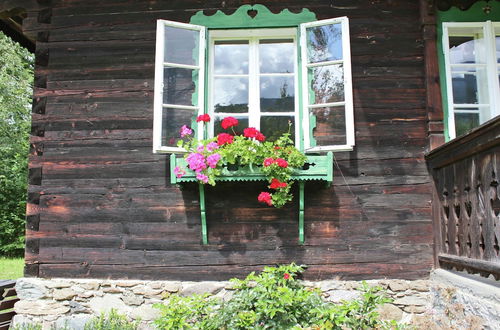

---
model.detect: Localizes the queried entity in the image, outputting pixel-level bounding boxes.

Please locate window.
[153,17,353,153]
[442,21,500,138]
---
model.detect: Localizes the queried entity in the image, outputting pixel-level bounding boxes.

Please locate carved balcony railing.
[426,117,500,280]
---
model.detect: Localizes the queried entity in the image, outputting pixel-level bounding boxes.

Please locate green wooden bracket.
[170,152,333,244]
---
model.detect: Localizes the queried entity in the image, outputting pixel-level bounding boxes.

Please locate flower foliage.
[175,116,307,208]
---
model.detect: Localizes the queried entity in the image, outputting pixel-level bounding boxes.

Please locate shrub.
[83,309,140,330]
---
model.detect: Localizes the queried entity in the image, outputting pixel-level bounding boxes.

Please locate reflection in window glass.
[260,77,294,112]
[213,78,249,113]
[307,24,343,63]
[449,34,485,65]
[163,68,197,106]
[310,106,346,145]
[454,112,479,137]
[260,116,295,142]
[310,64,344,104]
[164,26,199,66]
[162,108,196,147]
[214,41,249,74]
[451,70,483,104]
[259,40,294,73]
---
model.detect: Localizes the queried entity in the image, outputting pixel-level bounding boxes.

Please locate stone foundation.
[13,277,434,329]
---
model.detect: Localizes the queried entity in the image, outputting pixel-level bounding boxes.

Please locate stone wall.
[13,277,432,329]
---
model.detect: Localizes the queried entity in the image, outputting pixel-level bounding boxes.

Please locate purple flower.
[196,173,209,183]
[197,145,205,152]
[206,153,221,169]
[186,152,206,172]
[206,142,219,152]
[173,166,186,179]
[180,125,193,138]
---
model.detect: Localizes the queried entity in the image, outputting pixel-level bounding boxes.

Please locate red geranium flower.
[269,178,287,190]
[255,132,266,142]
[276,158,288,168]
[221,116,239,130]
[263,158,275,167]
[217,133,234,146]
[243,127,259,138]
[196,114,211,123]
[257,192,273,206]
[274,146,281,150]
[283,273,290,280]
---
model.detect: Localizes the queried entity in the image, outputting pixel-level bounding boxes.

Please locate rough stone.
[403,305,428,313]
[46,281,72,289]
[388,280,409,292]
[69,301,88,313]
[180,282,224,296]
[80,282,100,291]
[132,285,164,298]
[149,282,164,290]
[130,305,160,321]
[411,280,430,292]
[89,294,128,314]
[318,280,342,292]
[376,304,403,321]
[122,292,145,306]
[103,285,123,293]
[116,281,140,288]
[15,300,70,315]
[393,296,428,306]
[325,290,361,303]
[78,291,94,298]
[15,278,48,300]
[53,288,77,301]
[163,281,182,292]
[55,314,92,330]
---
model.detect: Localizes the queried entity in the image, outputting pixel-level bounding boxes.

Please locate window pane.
[213,78,249,113]
[307,23,343,63]
[259,40,294,73]
[163,67,197,106]
[214,41,249,74]
[260,76,295,112]
[310,106,346,145]
[260,116,295,142]
[162,108,196,147]
[454,112,479,137]
[309,64,344,104]
[164,26,199,66]
[496,35,500,63]
[448,30,485,65]
[214,116,249,136]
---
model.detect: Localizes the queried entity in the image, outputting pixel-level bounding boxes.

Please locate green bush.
[154,264,400,329]
[0,31,33,257]
[83,309,140,330]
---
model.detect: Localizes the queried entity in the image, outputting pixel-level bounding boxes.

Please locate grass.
[0,257,24,279]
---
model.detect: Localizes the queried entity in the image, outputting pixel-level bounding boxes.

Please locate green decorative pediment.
[190,4,316,28]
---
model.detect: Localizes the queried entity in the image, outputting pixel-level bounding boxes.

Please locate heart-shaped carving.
[247,9,258,18]
[465,201,472,217]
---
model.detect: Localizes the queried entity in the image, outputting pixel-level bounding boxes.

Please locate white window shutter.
[153,20,206,153]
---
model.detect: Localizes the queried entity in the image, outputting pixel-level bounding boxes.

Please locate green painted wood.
[299,181,305,244]
[199,183,208,245]
[190,4,316,29]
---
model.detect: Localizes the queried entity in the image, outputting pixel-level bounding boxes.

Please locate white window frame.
[153,20,206,153]
[442,21,500,139]
[207,28,300,145]
[300,16,354,152]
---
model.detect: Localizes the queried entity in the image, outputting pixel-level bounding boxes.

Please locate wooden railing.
[426,117,500,280]
[0,280,18,330]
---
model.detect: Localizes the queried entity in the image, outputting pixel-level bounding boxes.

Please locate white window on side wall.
[442,21,500,139]
[153,17,354,153]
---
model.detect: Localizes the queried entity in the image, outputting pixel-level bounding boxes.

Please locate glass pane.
[214,116,249,136]
[451,67,489,105]
[214,41,249,74]
[310,106,346,145]
[260,116,295,143]
[162,108,196,147]
[496,35,500,63]
[213,78,249,113]
[454,112,479,137]
[309,64,344,104]
[164,26,199,66]
[307,23,343,63]
[259,40,294,73]
[260,76,295,112]
[448,29,485,65]
[163,67,197,106]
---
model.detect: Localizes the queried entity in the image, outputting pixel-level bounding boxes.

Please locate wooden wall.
[24,0,433,281]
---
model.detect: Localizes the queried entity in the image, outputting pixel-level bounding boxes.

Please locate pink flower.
[263,158,275,167]
[217,133,234,146]
[180,125,193,138]
[283,273,290,280]
[173,166,186,179]
[196,172,209,183]
[186,153,206,172]
[196,114,211,123]
[197,145,205,152]
[206,142,219,152]
[276,158,288,168]
[221,117,239,129]
[206,153,221,169]
[243,127,259,138]
[258,192,273,206]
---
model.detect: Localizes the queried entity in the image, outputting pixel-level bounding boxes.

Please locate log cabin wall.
[25,0,433,281]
